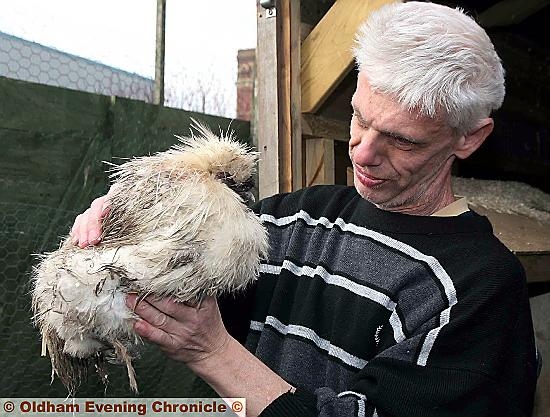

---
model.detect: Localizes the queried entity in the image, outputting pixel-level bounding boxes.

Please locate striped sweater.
[220,185,537,417]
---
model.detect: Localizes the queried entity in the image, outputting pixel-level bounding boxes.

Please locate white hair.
[353,1,505,135]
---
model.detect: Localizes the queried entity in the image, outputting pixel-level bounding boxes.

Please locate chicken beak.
[244,191,256,205]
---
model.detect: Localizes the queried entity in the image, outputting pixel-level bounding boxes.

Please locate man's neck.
[375,182,457,216]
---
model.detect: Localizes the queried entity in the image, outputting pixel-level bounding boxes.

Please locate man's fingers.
[133,319,177,349]
[76,208,92,248]
[70,194,111,248]
[71,214,83,245]
[145,296,201,320]
[100,203,111,219]
[127,294,178,333]
[126,294,229,364]
[86,196,108,245]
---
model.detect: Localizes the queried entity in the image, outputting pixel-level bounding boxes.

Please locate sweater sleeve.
[258,263,537,417]
[260,340,536,417]
[217,283,257,344]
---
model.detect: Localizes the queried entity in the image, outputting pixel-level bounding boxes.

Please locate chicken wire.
[0,2,250,397]
[0,201,217,398]
[0,31,155,103]
[0,93,250,397]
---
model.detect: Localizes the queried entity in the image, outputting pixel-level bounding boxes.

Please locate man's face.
[349,72,461,213]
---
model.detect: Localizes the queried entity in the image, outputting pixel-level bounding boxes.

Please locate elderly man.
[72,2,537,416]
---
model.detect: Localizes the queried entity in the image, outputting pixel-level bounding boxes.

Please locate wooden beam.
[300,0,398,113]
[517,253,550,283]
[257,0,302,198]
[277,0,303,192]
[302,113,350,142]
[306,139,335,186]
[256,1,279,199]
[290,1,303,191]
[478,0,550,28]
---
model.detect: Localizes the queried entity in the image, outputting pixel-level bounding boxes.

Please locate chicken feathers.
[31,122,268,394]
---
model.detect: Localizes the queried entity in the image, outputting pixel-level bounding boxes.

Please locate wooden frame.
[300,0,396,113]
[256,0,302,198]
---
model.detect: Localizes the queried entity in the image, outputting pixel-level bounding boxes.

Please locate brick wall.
[236,48,256,121]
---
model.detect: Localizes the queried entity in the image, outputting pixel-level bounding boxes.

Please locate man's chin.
[354,183,407,210]
[355,184,388,206]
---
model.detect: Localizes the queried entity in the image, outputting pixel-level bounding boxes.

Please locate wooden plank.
[306,138,334,186]
[257,1,280,199]
[300,0,397,113]
[518,253,550,284]
[289,0,305,191]
[277,0,293,192]
[276,0,303,192]
[302,113,350,142]
[472,206,550,283]
[290,0,303,191]
[467,208,549,254]
[347,166,354,186]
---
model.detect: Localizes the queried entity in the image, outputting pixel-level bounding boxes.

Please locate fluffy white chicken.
[31,122,268,394]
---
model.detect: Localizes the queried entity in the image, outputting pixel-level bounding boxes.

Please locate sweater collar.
[348,190,492,235]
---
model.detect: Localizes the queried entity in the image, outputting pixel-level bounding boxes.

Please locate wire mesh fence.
[0,201,215,397]
[0,0,254,398]
[0,117,245,398]
[0,32,155,103]
[0,1,257,119]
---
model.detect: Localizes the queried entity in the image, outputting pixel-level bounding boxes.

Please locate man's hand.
[70,186,115,248]
[127,294,294,416]
[126,295,231,364]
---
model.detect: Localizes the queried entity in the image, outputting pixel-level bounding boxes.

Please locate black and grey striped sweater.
[220,185,537,417]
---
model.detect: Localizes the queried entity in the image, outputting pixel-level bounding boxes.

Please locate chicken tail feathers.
[113,340,138,394]
[42,329,134,395]
[43,329,88,396]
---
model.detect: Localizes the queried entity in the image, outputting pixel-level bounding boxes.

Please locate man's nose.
[350,128,384,166]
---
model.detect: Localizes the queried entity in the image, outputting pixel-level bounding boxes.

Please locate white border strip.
[259,260,406,343]
[251,316,368,369]
[338,391,368,400]
[357,399,366,417]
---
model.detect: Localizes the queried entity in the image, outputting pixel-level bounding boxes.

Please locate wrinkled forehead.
[352,72,453,138]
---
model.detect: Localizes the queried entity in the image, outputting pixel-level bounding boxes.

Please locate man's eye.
[395,136,414,145]
[353,115,368,129]
[385,133,416,148]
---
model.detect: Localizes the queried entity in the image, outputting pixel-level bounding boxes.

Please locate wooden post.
[302,113,348,187]
[154,0,166,106]
[305,138,335,186]
[257,1,279,199]
[277,0,303,192]
[257,0,302,199]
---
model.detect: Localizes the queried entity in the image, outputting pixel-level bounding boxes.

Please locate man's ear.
[454,118,494,160]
